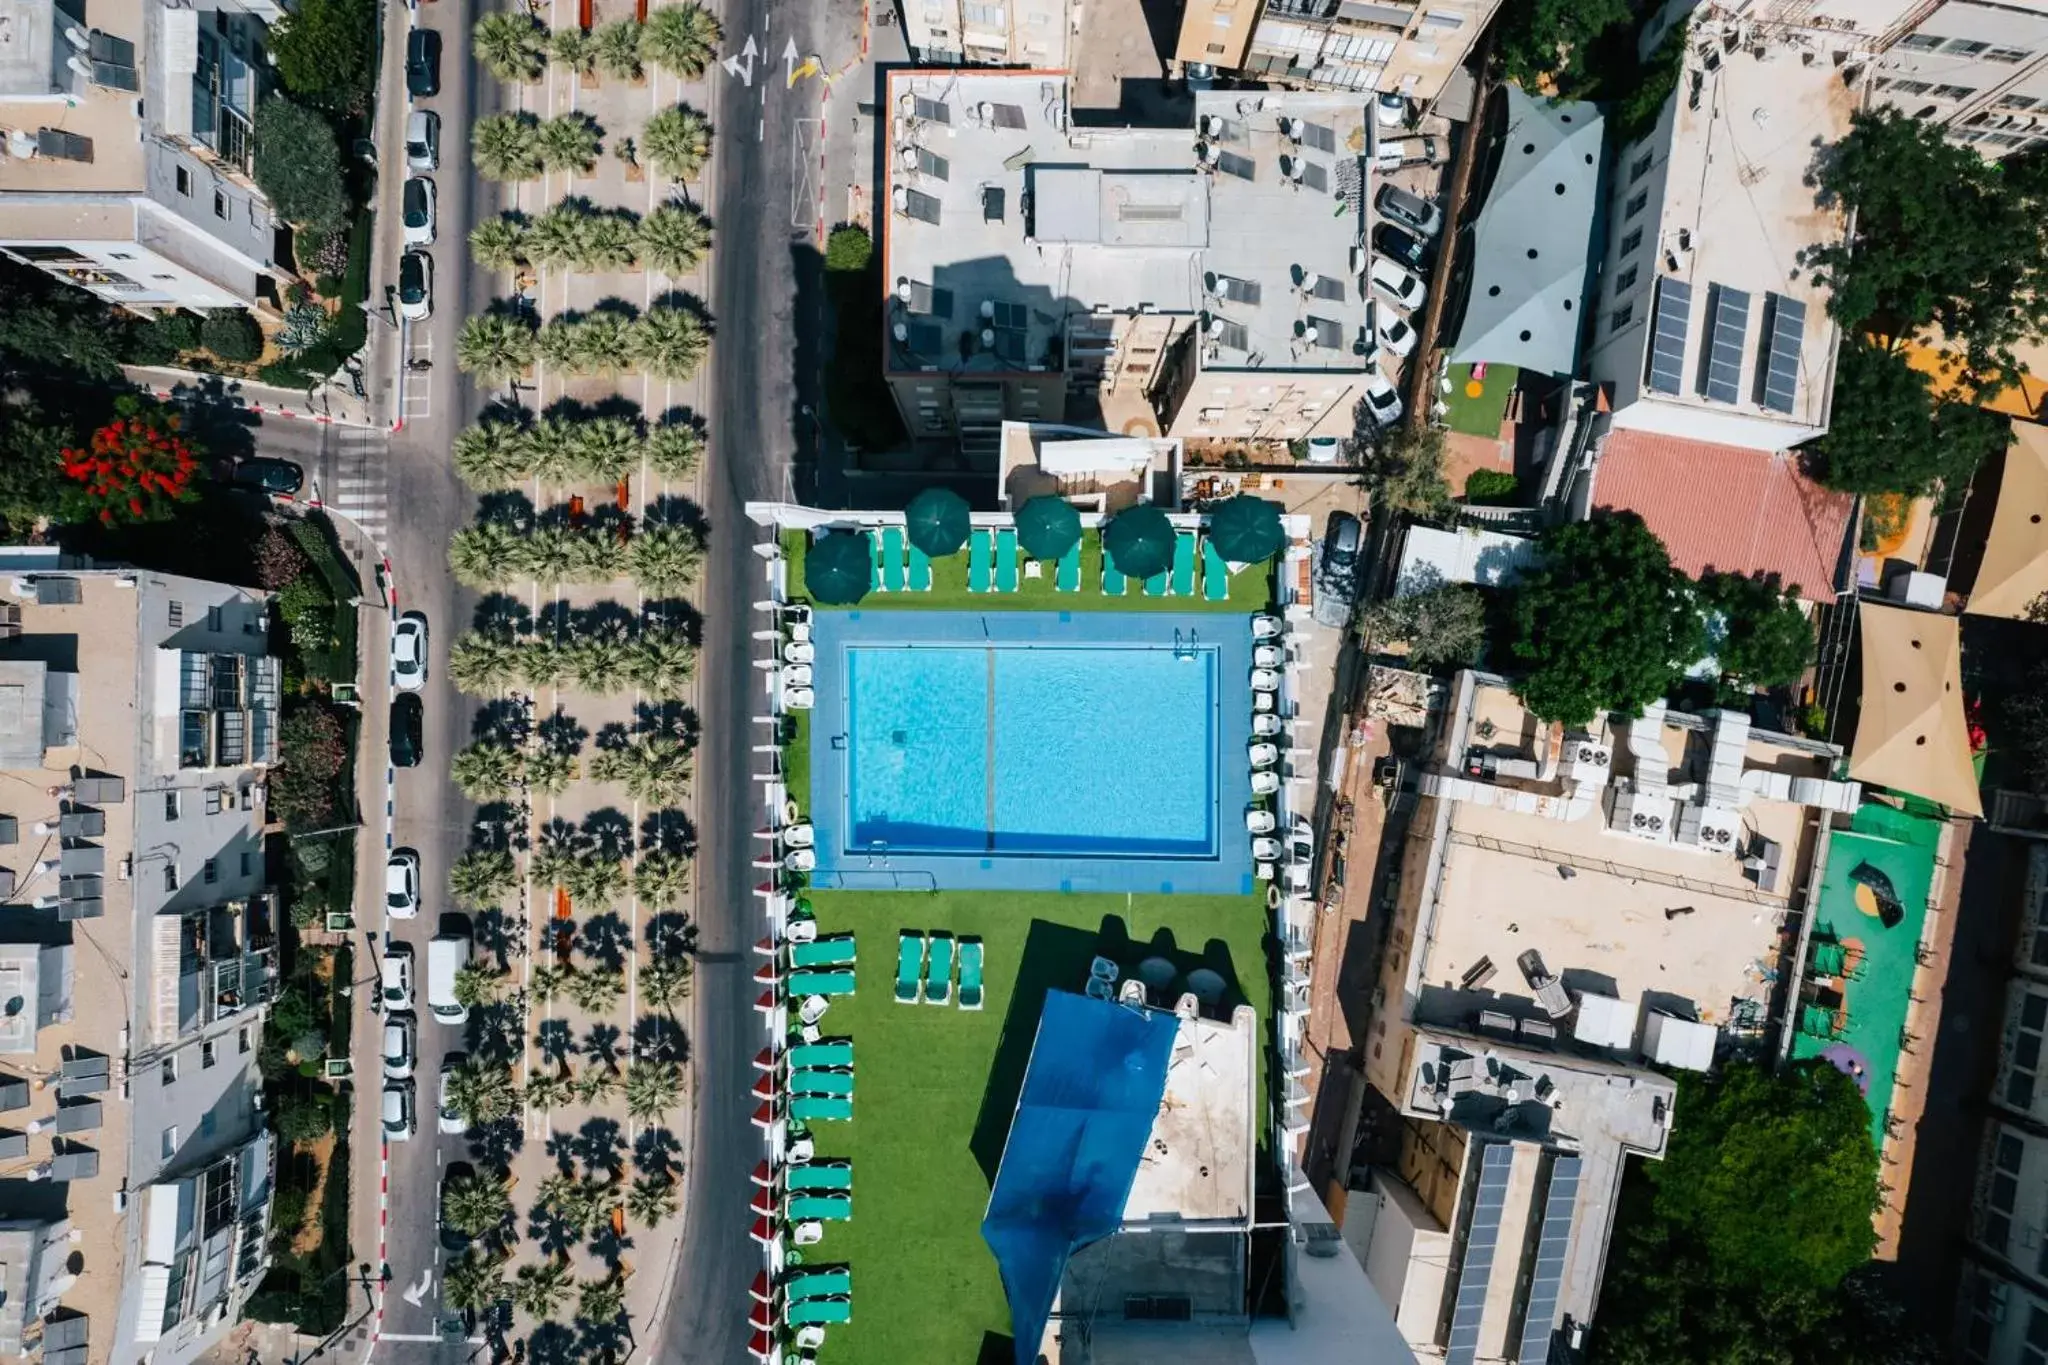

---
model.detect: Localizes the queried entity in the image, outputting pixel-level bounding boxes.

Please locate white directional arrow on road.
[784,36,799,83]
[402,1269,433,1308]
[722,33,758,85]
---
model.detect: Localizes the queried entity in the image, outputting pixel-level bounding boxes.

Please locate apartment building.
[899,0,1069,68]
[882,70,1377,465]
[0,0,288,312]
[0,551,280,1365]
[1172,0,1498,105]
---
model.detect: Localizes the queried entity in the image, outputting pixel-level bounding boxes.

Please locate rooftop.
[1123,1005,1256,1226]
[882,70,1374,384]
[1589,431,1854,601]
[0,0,149,194]
[997,421,1180,512]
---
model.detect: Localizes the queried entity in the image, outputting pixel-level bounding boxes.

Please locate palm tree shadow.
[641,597,703,644]
[650,287,714,328]
[473,592,532,637]
[476,490,536,529]
[633,1126,681,1180]
[537,707,589,756]
[640,810,697,856]
[580,910,633,970]
[633,1015,689,1064]
[582,808,635,860]
[646,912,696,959]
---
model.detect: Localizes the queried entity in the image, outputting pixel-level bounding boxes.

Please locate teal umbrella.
[1103,503,1175,579]
[1206,494,1285,564]
[806,530,873,605]
[1014,495,1082,561]
[904,486,971,557]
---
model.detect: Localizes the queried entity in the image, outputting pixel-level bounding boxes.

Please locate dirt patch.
[291,1133,337,1257]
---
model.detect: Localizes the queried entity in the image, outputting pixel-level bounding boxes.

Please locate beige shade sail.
[1965,421,2048,621]
[1849,602,1981,816]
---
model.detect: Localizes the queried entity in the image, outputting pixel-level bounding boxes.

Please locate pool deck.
[806,610,1260,895]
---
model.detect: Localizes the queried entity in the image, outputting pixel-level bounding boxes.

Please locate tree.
[443,1169,514,1238]
[450,522,526,589]
[453,962,506,1011]
[624,1173,679,1227]
[1357,422,1450,518]
[629,523,705,592]
[450,633,523,693]
[525,204,589,270]
[639,952,693,1011]
[1506,514,1704,726]
[200,312,264,363]
[525,747,580,796]
[570,965,627,1014]
[1495,0,1631,92]
[473,113,544,182]
[450,849,520,910]
[0,399,68,537]
[574,1066,622,1104]
[641,3,721,76]
[528,963,571,1005]
[1360,581,1487,669]
[270,705,349,829]
[626,628,697,698]
[567,852,627,907]
[512,1259,574,1323]
[634,850,691,910]
[525,417,581,484]
[645,418,703,480]
[591,735,692,804]
[524,1068,574,1112]
[474,11,546,82]
[571,416,642,483]
[59,400,202,527]
[577,1275,628,1327]
[455,315,538,386]
[641,106,712,182]
[274,1094,333,1143]
[444,1252,509,1315]
[623,1060,682,1122]
[470,216,529,273]
[537,114,603,174]
[268,0,377,113]
[1800,338,2011,498]
[578,214,640,273]
[253,101,348,232]
[637,204,712,277]
[1700,575,1815,693]
[592,20,644,80]
[453,741,525,800]
[549,26,598,76]
[453,419,532,492]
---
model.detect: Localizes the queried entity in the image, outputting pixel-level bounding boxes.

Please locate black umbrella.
[1014,495,1082,561]
[904,486,971,557]
[1103,503,1176,580]
[1206,494,1285,564]
[806,530,873,605]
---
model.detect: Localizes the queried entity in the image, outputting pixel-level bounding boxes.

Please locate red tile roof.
[1591,431,1853,602]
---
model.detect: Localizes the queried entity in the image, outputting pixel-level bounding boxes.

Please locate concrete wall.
[902,0,1068,66]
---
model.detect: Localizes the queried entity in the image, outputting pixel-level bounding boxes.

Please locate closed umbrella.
[806,530,873,605]
[1014,495,1082,560]
[1103,503,1176,579]
[904,486,971,557]
[1206,494,1285,564]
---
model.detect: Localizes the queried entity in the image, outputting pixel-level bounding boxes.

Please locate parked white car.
[402,177,436,248]
[398,250,432,322]
[390,611,428,691]
[1380,313,1417,360]
[438,1056,466,1135]
[381,943,415,1012]
[405,110,440,172]
[383,1013,417,1080]
[386,849,421,920]
[1369,257,1427,313]
[1362,373,1404,429]
[382,1081,415,1142]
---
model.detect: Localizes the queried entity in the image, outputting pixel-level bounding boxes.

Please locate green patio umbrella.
[806,530,873,605]
[1103,503,1176,580]
[1014,495,1082,561]
[904,486,971,557]
[1206,494,1285,564]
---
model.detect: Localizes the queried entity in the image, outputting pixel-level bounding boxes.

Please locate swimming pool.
[805,610,1255,894]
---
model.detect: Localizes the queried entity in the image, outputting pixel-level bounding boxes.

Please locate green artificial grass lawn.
[1443,362,1518,437]
[781,528,1274,614]
[796,889,1273,1365]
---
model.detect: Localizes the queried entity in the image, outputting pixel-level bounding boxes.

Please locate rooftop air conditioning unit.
[1576,744,1611,767]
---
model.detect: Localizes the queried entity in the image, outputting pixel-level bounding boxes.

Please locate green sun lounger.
[785,1269,852,1299]
[895,932,925,1004]
[790,936,856,969]
[969,528,993,592]
[790,1069,854,1097]
[958,938,984,1011]
[788,970,856,997]
[882,525,907,592]
[908,542,933,590]
[1055,541,1081,592]
[1142,564,1169,596]
[786,1164,852,1192]
[1103,557,1127,596]
[1171,531,1197,597]
[995,528,1020,592]
[790,1095,853,1122]
[1202,539,1231,602]
[786,1297,852,1327]
[787,1042,854,1070]
[870,530,887,591]
[787,1194,852,1222]
[924,933,954,1006]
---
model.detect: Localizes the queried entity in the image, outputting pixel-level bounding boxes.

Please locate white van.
[427,934,471,1026]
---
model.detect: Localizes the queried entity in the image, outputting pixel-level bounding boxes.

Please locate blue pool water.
[845,645,1218,858]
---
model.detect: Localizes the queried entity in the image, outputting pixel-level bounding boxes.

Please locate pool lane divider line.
[985,647,998,853]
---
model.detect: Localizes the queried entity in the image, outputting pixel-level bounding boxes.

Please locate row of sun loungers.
[852,524,1235,601]
[895,931,983,1009]
[872,526,934,593]
[1101,529,1233,601]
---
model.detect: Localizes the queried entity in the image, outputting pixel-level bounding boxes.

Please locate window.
[2007,991,2048,1110]
[161,1126,179,1159]
[204,788,222,816]
[212,191,226,219]
[161,1056,177,1085]
[239,851,254,877]
[175,166,191,196]
[1884,78,1933,96]
[1619,227,1643,257]
[164,791,181,820]
[1934,83,1978,100]
[2005,96,2041,110]
[962,1,1004,25]
[1988,46,2032,64]
[1613,265,1639,295]
[201,1039,216,1069]
[199,1110,215,1138]
[203,858,217,885]
[164,863,178,892]
[168,600,183,628]
[109,251,133,261]
[1944,38,1991,56]
[1610,304,1634,333]
[1629,151,1654,183]
[1206,41,1226,53]
[205,605,223,632]
[1624,189,1649,220]
[2027,1304,2048,1365]
[238,1024,253,1054]
[1897,32,1945,51]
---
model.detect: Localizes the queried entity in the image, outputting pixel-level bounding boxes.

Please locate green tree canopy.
[1360,581,1487,670]
[1701,574,1814,694]
[1357,422,1451,519]
[1801,338,2012,498]
[1506,513,1704,725]
[254,101,348,232]
[267,0,378,113]
[1495,0,1631,92]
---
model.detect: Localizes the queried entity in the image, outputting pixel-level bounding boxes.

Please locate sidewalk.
[124,364,378,427]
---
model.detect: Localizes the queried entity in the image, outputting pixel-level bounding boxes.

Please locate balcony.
[177,653,280,770]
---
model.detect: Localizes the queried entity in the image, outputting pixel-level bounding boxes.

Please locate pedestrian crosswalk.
[328,473,389,542]
[316,427,391,551]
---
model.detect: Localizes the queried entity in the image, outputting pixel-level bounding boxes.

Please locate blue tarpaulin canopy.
[980,990,1179,1363]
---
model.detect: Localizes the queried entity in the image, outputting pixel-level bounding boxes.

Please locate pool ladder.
[1173,628,1200,662]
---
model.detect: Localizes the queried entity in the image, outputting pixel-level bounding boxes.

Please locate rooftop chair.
[1202,539,1231,602]
[785,1298,853,1327]
[789,1095,853,1122]
[995,527,1020,592]
[1143,562,1170,596]
[958,937,984,1011]
[785,1164,853,1193]
[787,969,856,997]
[790,1069,854,1097]
[787,1042,854,1070]
[969,528,993,592]
[790,936,857,969]
[1103,552,1127,596]
[786,1194,853,1222]
[895,931,926,1004]
[908,540,933,590]
[924,932,955,1006]
[1171,530,1197,597]
[1056,539,1082,592]
[785,1268,853,1299]
[881,525,907,593]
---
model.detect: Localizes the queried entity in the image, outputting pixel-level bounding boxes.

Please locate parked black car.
[1372,222,1430,275]
[391,694,424,768]
[1312,511,1364,629]
[231,457,303,495]
[406,29,441,99]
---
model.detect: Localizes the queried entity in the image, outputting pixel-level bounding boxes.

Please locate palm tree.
[632,849,692,909]
[568,852,627,907]
[578,213,639,273]
[528,963,571,1004]
[522,525,580,584]
[524,747,580,796]
[530,835,581,891]
[453,418,532,491]
[644,420,703,480]
[571,417,642,484]
[573,1066,621,1105]
[592,735,693,805]
[473,11,546,81]
[629,307,708,381]
[559,313,637,376]
[449,522,526,589]
[524,1068,575,1113]
[639,952,693,1011]
[473,112,543,181]
[521,637,572,688]
[629,524,705,593]
[453,962,506,1010]
[641,4,722,78]
[570,529,631,582]
[564,629,632,694]
[640,105,712,182]
[453,741,524,800]
[443,1168,515,1238]
[636,203,712,277]
[524,417,581,484]
[624,1173,679,1227]
[469,216,529,272]
[592,19,643,80]
[450,848,520,910]
[445,1251,510,1315]
[623,1060,683,1122]
[446,1060,519,1128]
[578,1274,629,1327]
[524,203,589,270]
[548,25,597,76]
[512,1258,574,1323]
[449,632,525,692]
[537,113,603,174]
[625,628,697,699]
[569,965,626,1014]
[455,314,537,385]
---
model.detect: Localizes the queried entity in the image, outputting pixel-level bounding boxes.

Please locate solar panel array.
[1300,160,1330,194]
[1446,1142,1515,1365]
[989,102,1029,130]
[912,96,952,124]
[1213,318,1250,351]
[900,187,942,225]
[1646,276,1692,395]
[1310,274,1347,302]
[914,147,950,181]
[1210,274,1262,306]
[1299,120,1338,154]
[1216,150,1258,181]
[1702,284,1751,405]
[1760,292,1807,415]
[1514,1155,1582,1365]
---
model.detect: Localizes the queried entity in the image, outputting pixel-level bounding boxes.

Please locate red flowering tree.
[59,400,203,526]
